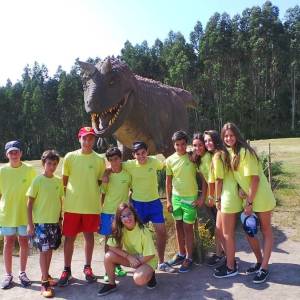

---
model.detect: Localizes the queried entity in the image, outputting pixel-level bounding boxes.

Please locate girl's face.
[120,208,135,229]
[192,139,206,156]
[223,129,237,148]
[204,134,215,152]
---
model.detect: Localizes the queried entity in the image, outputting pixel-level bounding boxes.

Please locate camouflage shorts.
[33,223,61,252]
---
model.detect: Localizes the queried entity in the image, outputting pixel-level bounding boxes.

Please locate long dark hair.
[112,202,144,248]
[221,122,258,170]
[192,132,206,165]
[204,130,231,171]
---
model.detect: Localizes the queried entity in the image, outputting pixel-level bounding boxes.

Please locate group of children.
[0,123,276,297]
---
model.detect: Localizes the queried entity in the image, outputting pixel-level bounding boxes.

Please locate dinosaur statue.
[78,57,196,158]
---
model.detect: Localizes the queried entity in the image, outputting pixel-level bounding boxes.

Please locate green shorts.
[172,195,197,224]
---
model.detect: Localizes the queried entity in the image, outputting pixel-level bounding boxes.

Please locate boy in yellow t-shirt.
[166,131,201,273]
[0,140,36,289]
[99,147,131,281]
[122,141,175,273]
[27,150,63,298]
[58,127,105,287]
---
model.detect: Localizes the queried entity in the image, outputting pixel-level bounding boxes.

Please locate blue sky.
[0,0,298,85]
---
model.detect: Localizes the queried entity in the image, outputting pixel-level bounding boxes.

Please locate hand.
[102,168,112,183]
[193,197,204,207]
[127,255,141,268]
[166,201,173,213]
[27,224,34,236]
[208,197,214,207]
[244,204,253,215]
[216,201,221,211]
[239,188,247,199]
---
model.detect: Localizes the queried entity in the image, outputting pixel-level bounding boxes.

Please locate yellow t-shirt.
[198,152,212,183]
[63,149,105,214]
[165,152,198,197]
[208,153,242,213]
[107,224,157,269]
[26,174,64,224]
[229,148,276,212]
[122,156,164,202]
[101,170,131,214]
[0,162,36,226]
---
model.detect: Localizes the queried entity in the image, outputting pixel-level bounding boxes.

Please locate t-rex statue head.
[78,57,135,137]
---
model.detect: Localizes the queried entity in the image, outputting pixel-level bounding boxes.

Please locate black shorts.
[33,223,61,252]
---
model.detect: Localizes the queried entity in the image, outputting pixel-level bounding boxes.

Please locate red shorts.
[62,212,100,236]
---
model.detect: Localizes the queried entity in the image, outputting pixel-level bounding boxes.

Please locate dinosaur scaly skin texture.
[79,57,196,158]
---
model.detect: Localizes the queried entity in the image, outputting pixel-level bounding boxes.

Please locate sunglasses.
[120,211,133,220]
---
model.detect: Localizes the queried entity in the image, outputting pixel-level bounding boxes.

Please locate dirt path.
[1,225,300,300]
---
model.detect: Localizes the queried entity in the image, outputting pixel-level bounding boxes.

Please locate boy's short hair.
[5,140,22,154]
[172,130,188,143]
[132,141,148,153]
[106,147,122,160]
[41,150,60,164]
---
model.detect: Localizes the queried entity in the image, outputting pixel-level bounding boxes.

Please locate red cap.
[78,127,96,138]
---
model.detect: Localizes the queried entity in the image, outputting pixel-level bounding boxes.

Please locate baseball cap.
[132,141,148,152]
[5,140,22,154]
[78,127,96,138]
[240,212,259,237]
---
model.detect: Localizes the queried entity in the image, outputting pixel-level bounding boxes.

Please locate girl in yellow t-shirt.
[204,130,242,278]
[192,133,225,267]
[221,122,276,284]
[98,202,157,296]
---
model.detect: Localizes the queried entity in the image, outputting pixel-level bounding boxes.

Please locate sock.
[178,253,186,258]
[64,266,71,273]
[84,264,91,269]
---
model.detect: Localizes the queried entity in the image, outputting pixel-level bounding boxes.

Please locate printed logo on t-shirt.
[148,167,154,172]
[88,165,94,169]
[121,180,128,184]
[22,178,27,183]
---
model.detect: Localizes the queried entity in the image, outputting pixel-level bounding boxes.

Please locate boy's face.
[79,134,95,152]
[43,159,59,175]
[6,150,22,164]
[108,155,122,169]
[133,148,148,165]
[174,139,187,155]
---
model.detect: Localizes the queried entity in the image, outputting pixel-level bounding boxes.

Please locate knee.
[104,250,115,262]
[133,271,148,286]
[4,237,15,247]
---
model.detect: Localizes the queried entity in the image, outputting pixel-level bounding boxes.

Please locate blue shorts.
[99,213,114,236]
[33,223,61,252]
[0,226,28,236]
[131,199,165,224]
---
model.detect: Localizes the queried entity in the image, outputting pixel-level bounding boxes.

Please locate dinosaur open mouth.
[91,94,128,135]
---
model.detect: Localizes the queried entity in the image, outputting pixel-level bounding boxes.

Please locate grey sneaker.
[19,272,31,287]
[1,274,13,289]
[158,262,176,273]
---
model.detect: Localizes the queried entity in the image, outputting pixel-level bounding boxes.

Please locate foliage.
[0,1,300,161]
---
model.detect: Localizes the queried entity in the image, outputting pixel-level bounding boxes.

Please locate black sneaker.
[206,254,226,267]
[253,269,269,284]
[246,263,262,275]
[214,259,227,272]
[147,272,157,289]
[167,254,186,266]
[97,283,117,296]
[213,266,238,278]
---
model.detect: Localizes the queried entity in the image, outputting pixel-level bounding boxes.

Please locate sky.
[0,0,298,85]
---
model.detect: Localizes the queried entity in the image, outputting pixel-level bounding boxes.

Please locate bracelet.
[215,197,221,203]
[208,195,214,201]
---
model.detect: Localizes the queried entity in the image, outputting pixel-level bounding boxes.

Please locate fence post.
[268,143,272,189]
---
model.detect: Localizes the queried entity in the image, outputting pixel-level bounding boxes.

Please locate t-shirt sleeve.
[165,159,173,176]
[98,158,106,180]
[26,177,39,198]
[142,228,156,257]
[59,179,64,198]
[62,153,71,176]
[213,156,224,180]
[100,183,108,194]
[107,237,118,248]
[242,149,259,176]
[154,157,164,171]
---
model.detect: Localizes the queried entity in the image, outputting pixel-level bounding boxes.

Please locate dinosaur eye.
[109,80,114,86]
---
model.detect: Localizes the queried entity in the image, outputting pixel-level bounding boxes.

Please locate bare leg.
[104,251,130,285]
[133,264,154,286]
[257,211,273,270]
[175,220,186,255]
[183,223,194,260]
[246,236,263,263]
[64,236,76,268]
[46,250,53,274]
[18,236,29,272]
[215,211,225,256]
[40,251,50,281]
[83,232,94,266]
[3,236,16,275]
[221,213,237,269]
[152,223,166,264]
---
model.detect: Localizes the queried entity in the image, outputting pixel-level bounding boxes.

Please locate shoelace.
[19,272,30,282]
[84,268,93,276]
